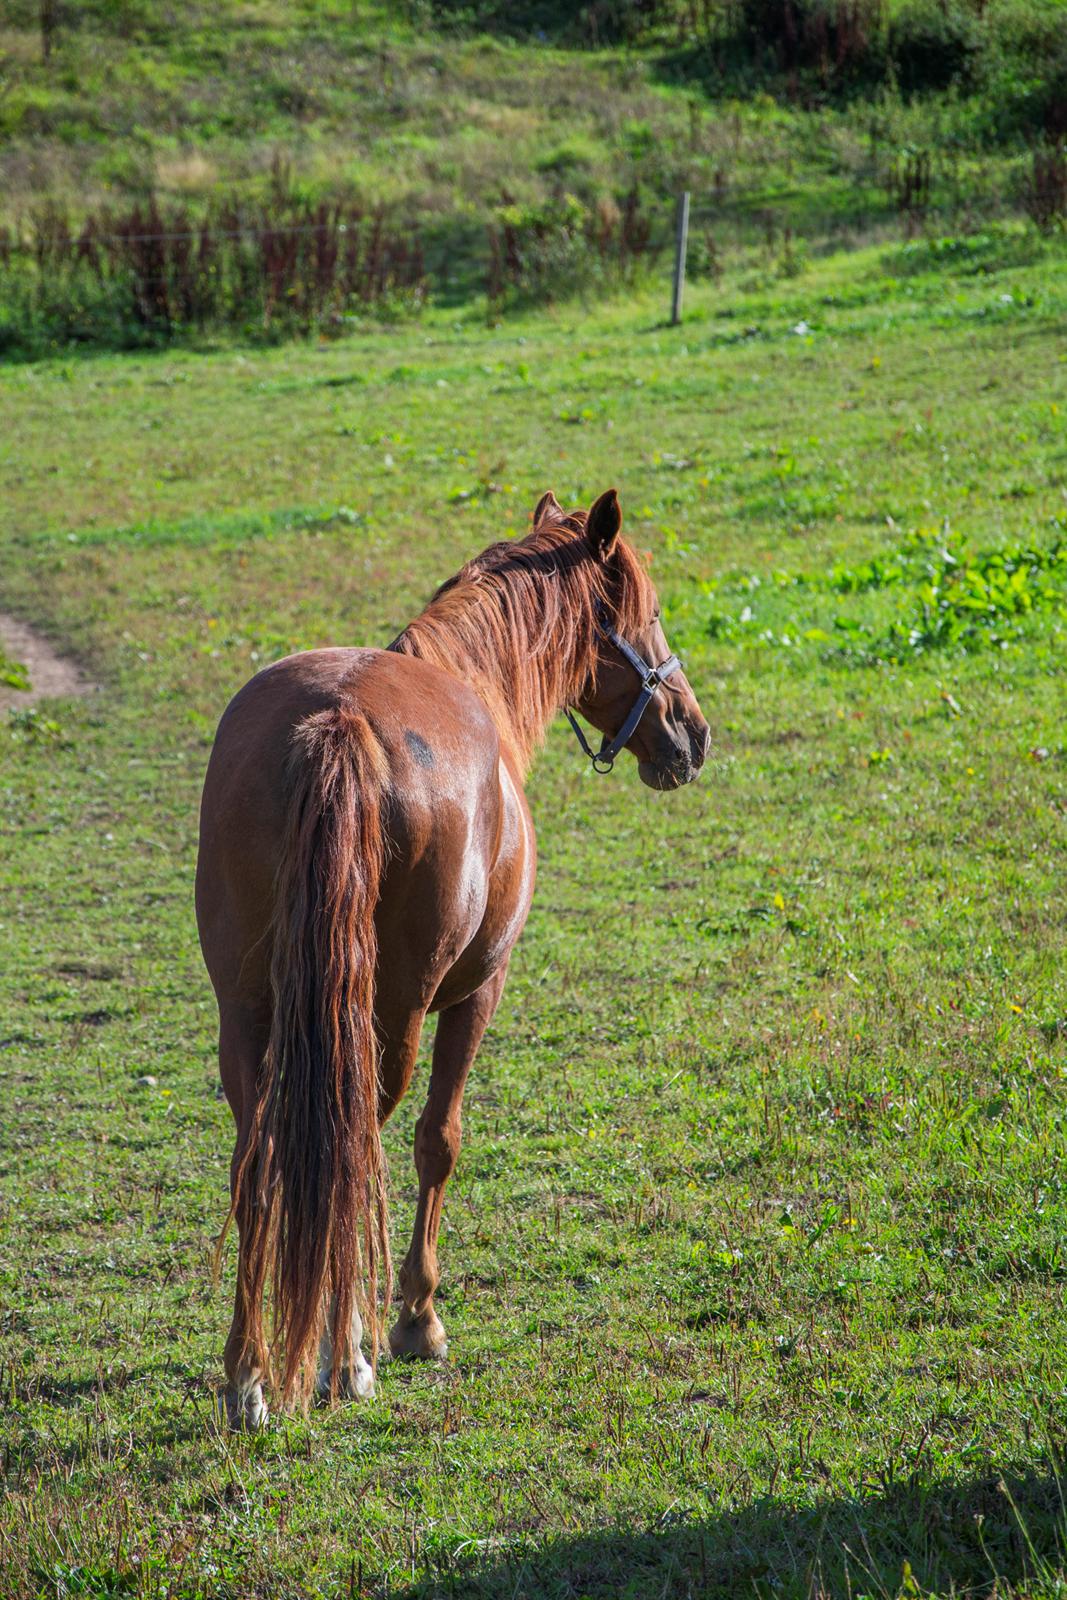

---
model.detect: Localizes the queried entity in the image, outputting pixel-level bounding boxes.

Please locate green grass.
[1,229,1067,1598]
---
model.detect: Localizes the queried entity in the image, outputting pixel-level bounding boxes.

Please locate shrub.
[535,138,602,179]
[487,186,662,310]
[977,0,1067,139]
[675,0,1063,121]
[888,0,980,93]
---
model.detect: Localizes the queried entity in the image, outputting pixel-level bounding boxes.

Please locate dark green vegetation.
[1,0,1065,352]
[1,222,1066,1595]
[434,0,1067,124]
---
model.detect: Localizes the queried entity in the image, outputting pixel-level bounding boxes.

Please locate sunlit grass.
[0,233,1066,1598]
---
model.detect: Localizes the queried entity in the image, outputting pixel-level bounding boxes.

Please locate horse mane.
[389,508,654,770]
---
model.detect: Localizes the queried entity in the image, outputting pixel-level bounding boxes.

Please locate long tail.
[234,704,392,1408]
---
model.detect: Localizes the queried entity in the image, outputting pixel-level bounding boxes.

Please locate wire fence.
[3,218,381,247]
[1,152,1041,357]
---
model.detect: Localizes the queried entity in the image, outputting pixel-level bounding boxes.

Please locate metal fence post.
[670,191,690,327]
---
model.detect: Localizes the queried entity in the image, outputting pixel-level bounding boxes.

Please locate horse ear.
[586,488,621,559]
[533,490,562,526]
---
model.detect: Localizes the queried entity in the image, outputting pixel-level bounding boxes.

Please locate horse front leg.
[390,967,508,1361]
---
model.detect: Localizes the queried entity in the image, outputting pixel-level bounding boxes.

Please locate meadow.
[0,202,1066,1598]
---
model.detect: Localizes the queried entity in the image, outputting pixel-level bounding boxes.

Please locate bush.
[888,0,980,93]
[487,187,662,310]
[535,137,602,179]
[679,0,1064,122]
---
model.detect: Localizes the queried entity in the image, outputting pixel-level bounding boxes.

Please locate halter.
[565,603,682,775]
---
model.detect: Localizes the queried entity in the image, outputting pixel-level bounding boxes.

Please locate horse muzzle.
[638,724,709,790]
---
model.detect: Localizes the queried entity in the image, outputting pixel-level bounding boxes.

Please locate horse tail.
[234,703,392,1409]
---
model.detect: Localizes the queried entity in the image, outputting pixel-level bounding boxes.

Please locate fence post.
[41,0,57,61]
[670,191,690,327]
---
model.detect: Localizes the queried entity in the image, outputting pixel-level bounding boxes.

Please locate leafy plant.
[7,706,67,744]
[0,648,29,691]
[839,539,1067,662]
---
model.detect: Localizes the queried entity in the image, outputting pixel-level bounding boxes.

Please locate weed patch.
[703,526,1067,666]
[0,196,427,358]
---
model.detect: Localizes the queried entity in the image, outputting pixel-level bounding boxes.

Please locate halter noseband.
[565,603,682,775]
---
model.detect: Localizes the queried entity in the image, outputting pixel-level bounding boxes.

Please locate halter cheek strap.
[566,606,682,774]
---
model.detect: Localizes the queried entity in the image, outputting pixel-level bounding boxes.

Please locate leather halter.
[565,603,682,774]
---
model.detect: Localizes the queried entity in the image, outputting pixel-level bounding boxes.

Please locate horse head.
[567,488,710,791]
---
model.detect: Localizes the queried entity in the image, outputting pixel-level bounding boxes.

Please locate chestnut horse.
[196,488,709,1428]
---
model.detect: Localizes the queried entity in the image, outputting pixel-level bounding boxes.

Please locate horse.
[195,487,709,1429]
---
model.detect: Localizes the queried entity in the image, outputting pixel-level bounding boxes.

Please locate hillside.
[0,0,1064,356]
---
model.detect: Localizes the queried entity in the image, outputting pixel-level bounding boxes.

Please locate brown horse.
[196,488,709,1428]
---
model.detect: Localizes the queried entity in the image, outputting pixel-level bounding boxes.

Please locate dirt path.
[0,613,95,710]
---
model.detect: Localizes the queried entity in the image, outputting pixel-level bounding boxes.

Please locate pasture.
[1,228,1067,1598]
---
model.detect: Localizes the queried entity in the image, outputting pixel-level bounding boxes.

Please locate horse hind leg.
[316,1300,375,1402]
[312,1008,425,1401]
[223,1241,269,1431]
[217,1007,271,1431]
[223,1206,270,1433]
[391,969,507,1361]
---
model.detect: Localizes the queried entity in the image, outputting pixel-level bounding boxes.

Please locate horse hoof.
[316,1361,375,1402]
[221,1383,268,1431]
[389,1310,448,1362]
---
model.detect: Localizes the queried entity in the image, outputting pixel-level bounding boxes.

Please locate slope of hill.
[1,0,1062,262]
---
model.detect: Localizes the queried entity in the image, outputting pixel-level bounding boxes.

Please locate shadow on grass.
[395,1469,1066,1599]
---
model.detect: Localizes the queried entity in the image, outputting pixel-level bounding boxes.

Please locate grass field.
[2,221,1067,1599]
